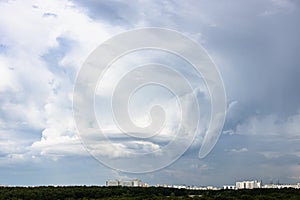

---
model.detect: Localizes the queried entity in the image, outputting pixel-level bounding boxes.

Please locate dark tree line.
[0,186,299,200]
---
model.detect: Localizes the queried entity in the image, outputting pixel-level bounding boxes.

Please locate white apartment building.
[263,183,300,189]
[133,179,142,187]
[223,185,236,190]
[236,180,262,189]
[106,179,142,187]
[106,180,119,186]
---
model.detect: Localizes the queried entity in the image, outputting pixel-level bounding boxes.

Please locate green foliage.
[0,186,299,200]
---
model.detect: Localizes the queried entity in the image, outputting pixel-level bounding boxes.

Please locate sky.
[0,0,300,186]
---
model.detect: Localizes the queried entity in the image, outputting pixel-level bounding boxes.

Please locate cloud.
[270,0,295,10]
[0,0,124,160]
[0,0,209,162]
[259,0,296,16]
[71,0,300,185]
[0,0,299,185]
[229,148,248,153]
[233,111,300,138]
[42,12,57,18]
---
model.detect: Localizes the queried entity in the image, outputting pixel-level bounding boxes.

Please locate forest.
[0,186,300,200]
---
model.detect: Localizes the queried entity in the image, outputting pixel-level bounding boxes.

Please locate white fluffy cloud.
[0,0,123,160]
[0,0,209,162]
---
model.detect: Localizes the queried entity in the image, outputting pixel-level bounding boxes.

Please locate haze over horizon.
[0,0,300,187]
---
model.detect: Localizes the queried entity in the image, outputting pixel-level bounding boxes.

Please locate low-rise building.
[223,185,236,190]
[263,183,300,189]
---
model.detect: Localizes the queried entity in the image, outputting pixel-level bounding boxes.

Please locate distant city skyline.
[0,0,300,186]
[105,178,300,190]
